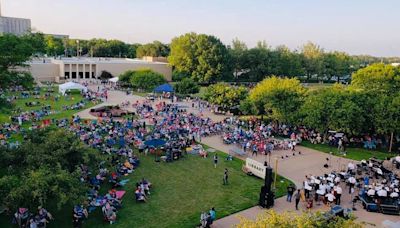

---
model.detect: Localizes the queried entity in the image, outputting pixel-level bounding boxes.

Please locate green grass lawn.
[0,87,96,126]
[302,83,334,91]
[301,141,394,161]
[0,149,292,228]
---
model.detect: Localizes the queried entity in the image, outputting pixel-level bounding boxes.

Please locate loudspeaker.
[259,167,274,208]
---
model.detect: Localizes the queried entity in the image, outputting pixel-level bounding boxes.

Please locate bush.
[130,69,166,91]
[119,70,134,84]
[119,69,166,91]
[174,78,199,95]
[172,71,190,81]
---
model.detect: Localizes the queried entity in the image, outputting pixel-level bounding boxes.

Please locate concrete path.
[202,135,399,227]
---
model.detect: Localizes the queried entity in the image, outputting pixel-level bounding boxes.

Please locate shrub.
[174,78,199,94]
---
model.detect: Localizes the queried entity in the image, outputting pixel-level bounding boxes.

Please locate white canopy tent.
[59,82,87,95]
[108,77,119,83]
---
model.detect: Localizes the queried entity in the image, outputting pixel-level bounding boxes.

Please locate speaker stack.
[259,166,275,208]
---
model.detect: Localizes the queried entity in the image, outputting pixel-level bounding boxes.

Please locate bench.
[229,147,246,156]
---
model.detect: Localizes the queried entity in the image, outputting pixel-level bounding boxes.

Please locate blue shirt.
[209,210,216,220]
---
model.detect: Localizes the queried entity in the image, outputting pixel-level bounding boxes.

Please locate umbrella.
[144,139,166,147]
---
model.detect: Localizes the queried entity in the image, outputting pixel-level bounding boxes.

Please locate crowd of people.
[287,159,400,213]
[13,206,53,228]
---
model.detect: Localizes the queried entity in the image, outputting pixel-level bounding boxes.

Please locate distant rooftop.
[29,57,168,65]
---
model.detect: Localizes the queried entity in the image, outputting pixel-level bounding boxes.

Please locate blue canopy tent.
[154,83,174,93]
[144,139,166,148]
[144,139,166,162]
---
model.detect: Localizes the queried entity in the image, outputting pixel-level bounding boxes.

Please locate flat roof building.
[26,57,172,83]
[0,2,31,35]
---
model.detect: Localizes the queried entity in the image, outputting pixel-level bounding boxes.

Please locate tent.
[154,83,174,93]
[59,82,88,95]
[109,77,119,83]
[144,139,166,148]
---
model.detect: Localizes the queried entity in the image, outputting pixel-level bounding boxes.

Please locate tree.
[323,51,353,82]
[247,76,305,123]
[350,63,400,94]
[99,70,113,80]
[301,85,371,136]
[123,69,166,91]
[0,129,102,211]
[229,38,248,81]
[301,42,324,81]
[236,210,363,228]
[119,70,134,84]
[136,41,169,58]
[350,63,400,151]
[0,34,34,89]
[23,32,46,54]
[244,47,274,82]
[203,83,248,110]
[273,45,303,78]
[174,78,199,94]
[168,32,231,83]
[127,43,141,58]
[44,35,64,56]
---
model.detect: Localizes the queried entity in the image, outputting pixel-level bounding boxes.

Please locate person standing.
[213,154,218,168]
[209,208,216,224]
[287,184,295,202]
[335,185,342,205]
[294,189,301,210]
[223,168,229,185]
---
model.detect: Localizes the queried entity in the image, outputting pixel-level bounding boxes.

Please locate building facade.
[27,57,172,83]
[0,16,31,35]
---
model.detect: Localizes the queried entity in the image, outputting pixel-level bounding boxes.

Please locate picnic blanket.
[116,190,126,199]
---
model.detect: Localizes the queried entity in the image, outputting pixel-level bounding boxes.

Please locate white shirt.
[348,177,356,184]
[326,193,335,202]
[335,186,342,194]
[348,163,355,170]
[377,189,387,197]
[367,189,376,196]
[390,192,399,198]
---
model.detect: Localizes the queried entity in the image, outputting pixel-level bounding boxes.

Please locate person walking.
[286,184,295,202]
[223,168,229,185]
[294,189,301,210]
[213,154,218,168]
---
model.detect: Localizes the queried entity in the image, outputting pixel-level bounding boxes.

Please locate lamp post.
[76,40,80,57]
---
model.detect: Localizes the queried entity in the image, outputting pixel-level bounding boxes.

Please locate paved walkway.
[74,86,399,227]
[202,136,399,227]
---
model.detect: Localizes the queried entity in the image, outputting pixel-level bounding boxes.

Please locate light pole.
[76,40,80,57]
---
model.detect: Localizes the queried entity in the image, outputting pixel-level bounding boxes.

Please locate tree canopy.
[0,34,35,89]
[247,76,306,123]
[136,41,170,58]
[0,129,102,210]
[237,210,363,228]
[168,32,231,83]
[119,69,166,91]
[203,83,248,110]
[173,78,200,95]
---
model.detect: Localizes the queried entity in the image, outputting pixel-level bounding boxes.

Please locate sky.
[2,0,400,56]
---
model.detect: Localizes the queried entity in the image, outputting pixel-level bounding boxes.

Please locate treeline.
[3,32,400,85]
[27,33,170,58]
[203,63,400,150]
[168,33,400,83]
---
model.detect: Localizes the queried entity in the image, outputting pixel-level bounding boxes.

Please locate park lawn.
[302,83,334,91]
[0,149,292,228]
[301,141,393,161]
[0,87,96,125]
[82,151,292,228]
